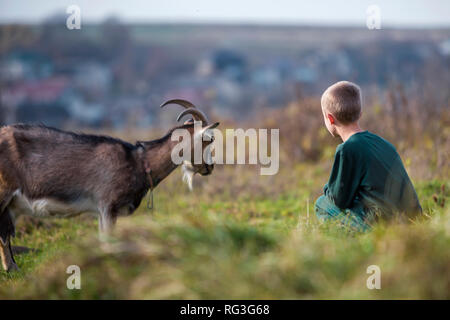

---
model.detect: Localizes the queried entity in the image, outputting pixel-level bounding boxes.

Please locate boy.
[315,81,422,230]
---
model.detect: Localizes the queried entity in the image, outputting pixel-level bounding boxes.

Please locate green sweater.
[324,131,421,216]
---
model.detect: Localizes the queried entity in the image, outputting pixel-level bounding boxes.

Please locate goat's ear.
[195,122,220,140]
[204,122,219,130]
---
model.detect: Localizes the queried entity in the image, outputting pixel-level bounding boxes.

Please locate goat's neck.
[140,137,178,188]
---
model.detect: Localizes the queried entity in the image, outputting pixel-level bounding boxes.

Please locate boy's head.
[321,81,362,136]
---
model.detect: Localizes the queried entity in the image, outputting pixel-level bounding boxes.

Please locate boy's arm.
[324,146,362,210]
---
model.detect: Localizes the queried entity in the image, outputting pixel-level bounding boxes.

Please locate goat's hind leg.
[0,207,18,272]
[98,207,117,242]
[0,171,19,272]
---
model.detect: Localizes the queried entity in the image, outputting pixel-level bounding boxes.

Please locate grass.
[0,163,448,299]
[0,218,95,284]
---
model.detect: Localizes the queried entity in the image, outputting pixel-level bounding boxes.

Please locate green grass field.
[0,163,448,299]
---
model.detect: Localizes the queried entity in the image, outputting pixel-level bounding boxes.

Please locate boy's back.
[324,131,421,217]
[316,81,421,229]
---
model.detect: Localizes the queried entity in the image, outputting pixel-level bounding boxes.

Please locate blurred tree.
[100,17,133,93]
[0,25,35,125]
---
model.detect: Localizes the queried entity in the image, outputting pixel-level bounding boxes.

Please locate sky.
[0,0,449,27]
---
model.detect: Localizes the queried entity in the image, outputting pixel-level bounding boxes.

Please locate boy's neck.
[337,122,364,142]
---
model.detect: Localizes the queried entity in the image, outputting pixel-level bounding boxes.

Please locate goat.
[0,99,219,272]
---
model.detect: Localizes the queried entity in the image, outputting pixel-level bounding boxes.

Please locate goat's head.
[161,99,219,189]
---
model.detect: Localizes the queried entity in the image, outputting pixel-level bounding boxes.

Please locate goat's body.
[0,99,218,272]
[0,124,151,235]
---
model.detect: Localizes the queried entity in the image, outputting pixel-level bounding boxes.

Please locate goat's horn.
[160,99,197,109]
[177,108,208,125]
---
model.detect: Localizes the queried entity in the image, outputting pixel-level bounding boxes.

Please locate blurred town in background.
[0,14,449,130]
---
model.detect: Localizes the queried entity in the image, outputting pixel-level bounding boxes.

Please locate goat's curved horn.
[177,108,209,125]
[160,99,197,109]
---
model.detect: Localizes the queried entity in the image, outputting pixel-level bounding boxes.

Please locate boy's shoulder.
[338,131,397,155]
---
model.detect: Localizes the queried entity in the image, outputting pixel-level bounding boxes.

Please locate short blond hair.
[321,81,362,124]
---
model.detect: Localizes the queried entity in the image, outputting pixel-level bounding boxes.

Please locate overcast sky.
[0,0,449,27]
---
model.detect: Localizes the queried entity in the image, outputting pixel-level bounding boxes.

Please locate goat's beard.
[182,160,195,191]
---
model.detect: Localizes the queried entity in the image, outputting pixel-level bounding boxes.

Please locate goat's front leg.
[98,208,117,242]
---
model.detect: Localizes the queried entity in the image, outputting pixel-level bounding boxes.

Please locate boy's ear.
[327,113,335,125]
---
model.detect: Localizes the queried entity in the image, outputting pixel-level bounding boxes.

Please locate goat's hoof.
[6,263,19,273]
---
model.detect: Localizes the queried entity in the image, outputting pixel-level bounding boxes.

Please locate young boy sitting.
[315,81,422,230]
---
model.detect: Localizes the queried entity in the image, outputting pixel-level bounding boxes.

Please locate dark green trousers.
[315,195,370,231]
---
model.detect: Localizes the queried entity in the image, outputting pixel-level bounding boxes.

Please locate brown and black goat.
[0,99,219,271]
